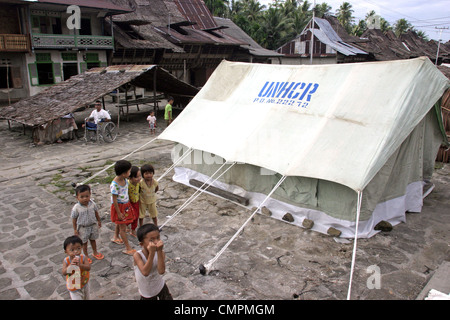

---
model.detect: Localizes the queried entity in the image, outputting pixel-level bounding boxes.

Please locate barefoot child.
[110,160,136,256]
[127,166,141,238]
[62,235,91,300]
[134,224,173,300]
[146,111,157,134]
[71,184,104,263]
[139,164,159,227]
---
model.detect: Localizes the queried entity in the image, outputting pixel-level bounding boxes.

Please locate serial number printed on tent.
[254,81,319,108]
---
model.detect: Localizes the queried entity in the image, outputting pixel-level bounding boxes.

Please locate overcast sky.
[258,0,450,43]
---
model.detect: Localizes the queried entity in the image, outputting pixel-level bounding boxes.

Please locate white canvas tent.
[158,57,449,239]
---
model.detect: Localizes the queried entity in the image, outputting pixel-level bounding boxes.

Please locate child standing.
[62,235,91,300]
[164,97,174,127]
[71,184,104,263]
[139,164,159,227]
[134,224,173,300]
[110,160,136,256]
[146,111,157,134]
[127,166,141,238]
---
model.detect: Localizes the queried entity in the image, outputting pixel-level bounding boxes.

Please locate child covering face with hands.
[133,224,173,300]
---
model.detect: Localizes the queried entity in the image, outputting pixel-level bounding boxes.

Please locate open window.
[80,18,92,35]
[0,66,13,89]
[31,15,62,34]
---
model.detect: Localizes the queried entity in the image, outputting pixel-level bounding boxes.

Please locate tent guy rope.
[156,147,193,182]
[77,136,160,186]
[159,161,237,229]
[200,175,287,275]
[76,138,191,188]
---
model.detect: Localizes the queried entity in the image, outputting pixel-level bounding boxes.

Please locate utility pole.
[310,0,316,65]
[435,27,449,65]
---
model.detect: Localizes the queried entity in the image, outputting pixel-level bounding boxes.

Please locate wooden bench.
[189,179,249,206]
[115,96,163,121]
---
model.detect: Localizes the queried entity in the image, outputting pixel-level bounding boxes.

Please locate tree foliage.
[204,0,428,50]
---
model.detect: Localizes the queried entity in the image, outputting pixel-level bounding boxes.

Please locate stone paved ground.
[0,102,449,300]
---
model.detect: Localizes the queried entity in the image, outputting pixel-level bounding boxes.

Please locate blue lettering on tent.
[255,81,319,108]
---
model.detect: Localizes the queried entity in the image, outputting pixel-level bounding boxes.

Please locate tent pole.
[116,90,120,131]
[201,175,287,275]
[347,190,363,300]
[125,85,129,122]
[153,67,157,115]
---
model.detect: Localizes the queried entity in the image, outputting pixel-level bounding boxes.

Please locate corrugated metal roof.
[214,17,283,57]
[110,0,243,47]
[173,0,216,30]
[314,18,368,56]
[277,17,367,56]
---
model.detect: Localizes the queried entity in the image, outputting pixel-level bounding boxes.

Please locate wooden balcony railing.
[31,34,114,49]
[0,34,30,52]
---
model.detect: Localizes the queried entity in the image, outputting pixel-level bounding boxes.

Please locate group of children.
[62,160,172,300]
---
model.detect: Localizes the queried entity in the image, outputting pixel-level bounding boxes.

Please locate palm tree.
[229,0,266,41]
[205,0,230,17]
[416,30,429,41]
[243,0,265,22]
[300,0,312,13]
[314,2,332,18]
[336,2,354,34]
[290,6,311,37]
[351,19,366,36]
[380,17,391,32]
[393,18,413,37]
[229,0,242,16]
[257,7,292,50]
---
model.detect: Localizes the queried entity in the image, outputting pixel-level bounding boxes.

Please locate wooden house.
[0,0,131,104]
[108,0,276,87]
[276,16,369,64]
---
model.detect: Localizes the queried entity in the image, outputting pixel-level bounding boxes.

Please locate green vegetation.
[206,0,428,50]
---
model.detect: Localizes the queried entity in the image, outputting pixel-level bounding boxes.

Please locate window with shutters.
[31,15,62,34]
[80,52,104,72]
[36,63,54,85]
[28,52,61,86]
